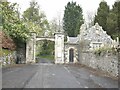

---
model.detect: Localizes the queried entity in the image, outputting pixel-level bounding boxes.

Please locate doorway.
[69,48,74,62]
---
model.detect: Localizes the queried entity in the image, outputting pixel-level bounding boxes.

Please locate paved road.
[2,58,118,88]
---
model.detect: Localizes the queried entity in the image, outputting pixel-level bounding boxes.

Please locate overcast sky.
[8,0,116,22]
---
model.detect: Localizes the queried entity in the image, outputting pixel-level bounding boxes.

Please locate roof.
[67,36,79,44]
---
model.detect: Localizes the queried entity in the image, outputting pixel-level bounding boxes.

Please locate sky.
[8,0,116,22]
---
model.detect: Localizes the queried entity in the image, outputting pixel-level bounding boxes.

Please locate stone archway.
[26,32,64,64]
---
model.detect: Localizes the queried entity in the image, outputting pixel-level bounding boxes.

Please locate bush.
[94,47,117,56]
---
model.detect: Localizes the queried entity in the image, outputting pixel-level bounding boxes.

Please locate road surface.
[2,58,118,88]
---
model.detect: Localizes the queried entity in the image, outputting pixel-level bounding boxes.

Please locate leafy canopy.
[94,1,110,31]
[1,2,29,44]
[22,0,50,36]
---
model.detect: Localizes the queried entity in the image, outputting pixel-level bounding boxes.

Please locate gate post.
[55,32,64,64]
[26,32,36,63]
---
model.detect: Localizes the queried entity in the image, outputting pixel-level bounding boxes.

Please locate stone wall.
[80,51,118,77]
[0,51,16,66]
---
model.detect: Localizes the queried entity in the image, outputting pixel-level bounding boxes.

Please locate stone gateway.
[26,32,64,64]
[26,23,118,64]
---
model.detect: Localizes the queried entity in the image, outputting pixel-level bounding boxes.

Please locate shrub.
[94,47,117,56]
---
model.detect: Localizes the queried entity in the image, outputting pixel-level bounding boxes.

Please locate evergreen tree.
[116,1,120,40]
[106,1,120,39]
[94,1,109,31]
[95,1,120,40]
[63,1,84,37]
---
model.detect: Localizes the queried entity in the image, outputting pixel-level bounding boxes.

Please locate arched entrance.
[26,32,64,64]
[69,48,74,62]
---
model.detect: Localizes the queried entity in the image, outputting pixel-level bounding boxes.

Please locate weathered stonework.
[64,44,79,63]
[25,23,119,77]
[78,23,119,77]
[64,36,79,63]
[80,51,118,77]
[26,32,36,63]
[79,23,118,50]
[26,32,64,64]
[55,32,64,64]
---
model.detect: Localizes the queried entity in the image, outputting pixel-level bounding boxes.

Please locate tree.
[0,4,2,26]
[1,1,30,63]
[22,0,50,36]
[106,3,117,39]
[49,17,63,36]
[23,0,40,23]
[63,1,84,37]
[106,1,120,40]
[94,1,120,41]
[23,0,55,58]
[94,1,109,32]
[114,1,120,40]
[86,11,95,28]
[49,18,58,34]
[1,2,29,45]
[118,1,120,33]
[39,40,54,55]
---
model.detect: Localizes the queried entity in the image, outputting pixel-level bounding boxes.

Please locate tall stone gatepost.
[26,32,36,63]
[55,32,64,64]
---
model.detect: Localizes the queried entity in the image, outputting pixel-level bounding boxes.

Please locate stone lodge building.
[64,23,118,63]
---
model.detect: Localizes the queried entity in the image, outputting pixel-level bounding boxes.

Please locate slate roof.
[67,36,79,44]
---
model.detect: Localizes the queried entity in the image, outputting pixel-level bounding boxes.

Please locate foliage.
[23,1,40,23]
[1,49,16,66]
[1,31,16,50]
[94,47,117,56]
[24,21,43,36]
[94,1,109,31]
[1,2,29,44]
[0,5,2,26]
[94,1,120,40]
[49,18,61,36]
[0,49,14,57]
[63,1,84,37]
[22,0,50,36]
[39,40,54,55]
[86,11,95,28]
[106,1,120,40]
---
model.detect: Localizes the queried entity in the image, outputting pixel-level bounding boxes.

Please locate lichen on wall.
[80,51,118,77]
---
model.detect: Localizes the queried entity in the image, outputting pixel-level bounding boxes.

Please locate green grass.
[38,55,54,60]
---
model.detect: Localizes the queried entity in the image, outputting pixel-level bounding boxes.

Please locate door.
[69,48,74,62]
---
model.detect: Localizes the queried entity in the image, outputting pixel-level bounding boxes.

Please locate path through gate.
[26,32,64,64]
